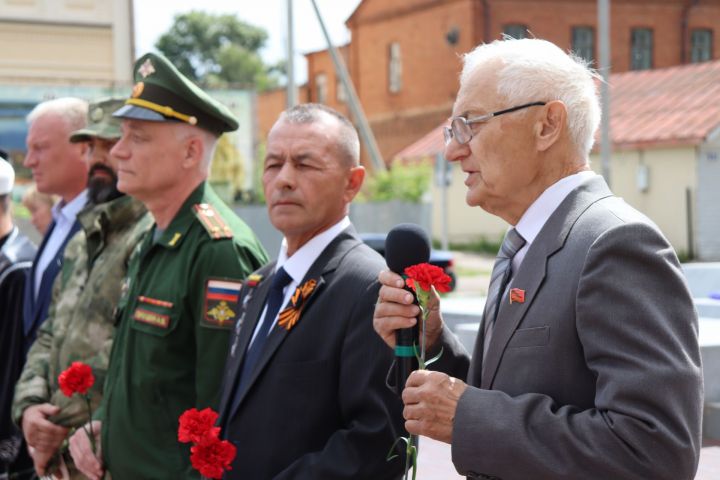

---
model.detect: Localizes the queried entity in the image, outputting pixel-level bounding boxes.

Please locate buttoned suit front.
[433,176,702,480]
[218,227,405,480]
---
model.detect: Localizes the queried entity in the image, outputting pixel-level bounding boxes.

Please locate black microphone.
[385,223,430,391]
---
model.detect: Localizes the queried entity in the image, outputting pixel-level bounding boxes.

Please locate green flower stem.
[84,395,96,454]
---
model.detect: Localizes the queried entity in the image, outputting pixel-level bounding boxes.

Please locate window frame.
[690,28,713,63]
[630,27,654,70]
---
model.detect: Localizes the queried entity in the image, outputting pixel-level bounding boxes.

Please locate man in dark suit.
[218,103,405,479]
[22,97,89,350]
[373,38,702,480]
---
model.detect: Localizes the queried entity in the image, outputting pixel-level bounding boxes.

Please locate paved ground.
[418,437,720,479]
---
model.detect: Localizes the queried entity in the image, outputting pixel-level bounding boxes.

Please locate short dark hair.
[280,103,360,167]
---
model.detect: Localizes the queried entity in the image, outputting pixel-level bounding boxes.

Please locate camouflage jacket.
[12,195,152,429]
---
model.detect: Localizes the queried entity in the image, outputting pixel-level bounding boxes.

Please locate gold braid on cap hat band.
[125,98,198,125]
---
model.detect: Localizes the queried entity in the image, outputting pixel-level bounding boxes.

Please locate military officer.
[12,98,153,479]
[69,52,268,480]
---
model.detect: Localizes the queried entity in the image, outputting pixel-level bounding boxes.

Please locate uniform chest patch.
[203,279,242,329]
[133,308,169,328]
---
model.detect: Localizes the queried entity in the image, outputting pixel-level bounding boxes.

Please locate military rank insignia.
[203,279,242,329]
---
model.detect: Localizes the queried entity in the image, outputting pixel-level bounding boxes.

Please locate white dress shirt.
[248,216,352,345]
[512,170,597,274]
[34,190,88,297]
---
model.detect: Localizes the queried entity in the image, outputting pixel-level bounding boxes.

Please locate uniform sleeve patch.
[133,308,170,328]
[203,279,243,328]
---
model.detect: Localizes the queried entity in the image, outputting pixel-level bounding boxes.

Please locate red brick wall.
[256,84,310,143]
[269,0,720,165]
[305,46,351,118]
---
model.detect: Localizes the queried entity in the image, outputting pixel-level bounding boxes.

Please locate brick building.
[258,0,720,165]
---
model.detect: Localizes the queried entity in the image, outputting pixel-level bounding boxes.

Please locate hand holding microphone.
[384,224,431,389]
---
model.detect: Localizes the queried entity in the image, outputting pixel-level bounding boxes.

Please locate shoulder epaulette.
[192,203,233,240]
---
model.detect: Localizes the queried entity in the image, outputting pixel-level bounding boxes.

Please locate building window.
[631,28,653,70]
[503,24,528,39]
[315,73,327,104]
[691,29,713,63]
[388,42,402,93]
[572,26,594,63]
[336,78,347,103]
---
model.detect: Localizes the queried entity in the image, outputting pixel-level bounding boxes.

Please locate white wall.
[590,147,697,256]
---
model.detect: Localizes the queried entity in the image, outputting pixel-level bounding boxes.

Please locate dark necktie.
[482,228,526,361]
[237,267,292,392]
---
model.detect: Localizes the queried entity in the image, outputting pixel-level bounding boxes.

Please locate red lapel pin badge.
[509,288,525,304]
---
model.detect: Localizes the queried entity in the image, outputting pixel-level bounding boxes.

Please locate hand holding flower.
[68,421,104,480]
[58,362,97,454]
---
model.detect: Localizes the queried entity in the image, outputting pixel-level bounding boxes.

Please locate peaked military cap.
[70,97,125,143]
[113,52,239,136]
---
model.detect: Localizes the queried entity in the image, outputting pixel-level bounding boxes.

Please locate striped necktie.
[482,228,526,361]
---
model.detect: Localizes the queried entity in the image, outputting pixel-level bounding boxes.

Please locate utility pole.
[309,0,386,171]
[598,0,612,186]
[286,0,297,108]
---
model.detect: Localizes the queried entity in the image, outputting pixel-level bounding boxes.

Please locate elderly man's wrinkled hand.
[402,370,467,443]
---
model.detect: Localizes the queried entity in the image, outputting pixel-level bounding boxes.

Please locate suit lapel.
[479,176,614,389]
[228,227,359,416]
[222,263,276,421]
[243,276,326,392]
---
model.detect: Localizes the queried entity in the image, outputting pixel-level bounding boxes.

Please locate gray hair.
[460,38,601,157]
[173,123,218,173]
[27,97,88,132]
[280,103,360,167]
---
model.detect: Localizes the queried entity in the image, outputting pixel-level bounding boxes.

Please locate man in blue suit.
[22,97,89,352]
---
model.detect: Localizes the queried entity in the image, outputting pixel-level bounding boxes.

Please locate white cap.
[0,159,15,195]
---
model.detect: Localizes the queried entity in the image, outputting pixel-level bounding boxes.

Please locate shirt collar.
[51,190,88,223]
[515,170,596,245]
[275,216,351,284]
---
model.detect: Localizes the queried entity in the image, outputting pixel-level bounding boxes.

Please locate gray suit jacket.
[436,176,703,480]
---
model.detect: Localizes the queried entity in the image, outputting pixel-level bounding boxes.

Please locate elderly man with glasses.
[373,38,702,480]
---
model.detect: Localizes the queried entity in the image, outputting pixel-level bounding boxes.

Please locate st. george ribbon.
[385,223,430,391]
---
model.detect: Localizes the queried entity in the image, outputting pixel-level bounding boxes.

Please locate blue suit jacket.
[22,219,81,352]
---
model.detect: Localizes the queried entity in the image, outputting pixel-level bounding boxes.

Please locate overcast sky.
[132,0,362,83]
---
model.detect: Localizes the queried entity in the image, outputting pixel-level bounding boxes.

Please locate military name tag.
[133,308,169,328]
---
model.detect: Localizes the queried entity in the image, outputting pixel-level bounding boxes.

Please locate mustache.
[88,163,116,179]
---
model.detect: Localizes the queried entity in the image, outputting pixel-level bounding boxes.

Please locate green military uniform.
[101,183,267,478]
[98,52,269,478]
[12,194,151,478]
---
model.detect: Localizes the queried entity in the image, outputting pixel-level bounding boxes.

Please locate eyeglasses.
[443,101,547,146]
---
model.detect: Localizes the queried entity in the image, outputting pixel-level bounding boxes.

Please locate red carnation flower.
[404,263,452,293]
[58,362,95,397]
[178,408,220,444]
[190,435,237,479]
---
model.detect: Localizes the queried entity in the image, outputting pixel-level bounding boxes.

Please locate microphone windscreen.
[385,223,430,273]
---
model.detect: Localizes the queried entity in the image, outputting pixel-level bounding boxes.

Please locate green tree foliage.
[358,161,431,203]
[155,11,284,90]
